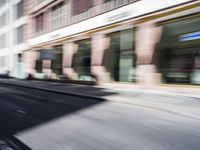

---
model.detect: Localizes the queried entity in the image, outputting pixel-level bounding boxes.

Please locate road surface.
[0,83,200,150]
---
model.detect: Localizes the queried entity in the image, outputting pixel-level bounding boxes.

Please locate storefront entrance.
[51,45,63,77]
[72,39,93,81]
[104,29,136,82]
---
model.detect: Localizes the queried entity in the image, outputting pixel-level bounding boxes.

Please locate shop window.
[104,32,120,81]
[35,59,43,73]
[51,46,63,76]
[104,29,136,82]
[72,39,93,80]
[158,17,200,84]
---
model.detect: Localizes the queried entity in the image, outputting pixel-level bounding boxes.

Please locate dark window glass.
[35,13,44,32]
[0,0,7,8]
[51,46,63,75]
[16,0,24,19]
[35,59,43,73]
[72,0,93,15]
[0,11,8,27]
[16,25,24,44]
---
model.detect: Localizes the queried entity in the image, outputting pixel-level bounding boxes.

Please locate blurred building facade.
[0,0,29,78]
[3,0,200,85]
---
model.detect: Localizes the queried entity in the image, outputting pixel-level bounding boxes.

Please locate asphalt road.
[0,84,200,150]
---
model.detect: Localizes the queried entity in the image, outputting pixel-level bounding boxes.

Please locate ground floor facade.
[18,1,200,86]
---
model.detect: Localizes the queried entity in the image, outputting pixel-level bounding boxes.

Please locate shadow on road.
[0,83,117,149]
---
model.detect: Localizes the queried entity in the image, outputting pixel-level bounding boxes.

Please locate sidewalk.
[102,83,200,99]
[0,79,118,100]
[0,78,200,99]
[0,78,200,119]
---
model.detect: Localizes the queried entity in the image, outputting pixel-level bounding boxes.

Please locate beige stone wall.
[23,51,39,74]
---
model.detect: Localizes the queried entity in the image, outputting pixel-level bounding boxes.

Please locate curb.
[0,82,106,101]
[104,87,200,99]
[0,81,199,103]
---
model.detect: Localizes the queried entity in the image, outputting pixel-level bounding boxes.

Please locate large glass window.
[104,29,136,82]
[51,46,63,76]
[72,39,93,80]
[35,59,42,73]
[158,17,200,85]
[104,32,120,81]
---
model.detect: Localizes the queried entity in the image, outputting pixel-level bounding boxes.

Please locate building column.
[62,42,78,80]
[135,23,163,85]
[91,34,110,84]
[42,60,52,78]
[23,51,39,75]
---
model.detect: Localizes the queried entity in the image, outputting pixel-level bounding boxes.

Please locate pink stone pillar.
[42,60,52,78]
[135,23,163,86]
[91,34,110,84]
[23,51,39,74]
[62,42,78,80]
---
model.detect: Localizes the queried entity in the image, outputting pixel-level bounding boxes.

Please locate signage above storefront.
[179,31,200,41]
[29,0,193,46]
[40,49,57,60]
[107,11,131,23]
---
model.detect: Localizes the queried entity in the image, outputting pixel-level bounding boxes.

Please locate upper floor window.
[0,33,8,49]
[35,13,44,32]
[16,25,25,44]
[51,2,67,30]
[16,0,24,19]
[0,11,9,27]
[0,0,8,8]
[72,0,93,15]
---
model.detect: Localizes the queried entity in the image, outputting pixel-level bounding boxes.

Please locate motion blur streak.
[0,0,200,150]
